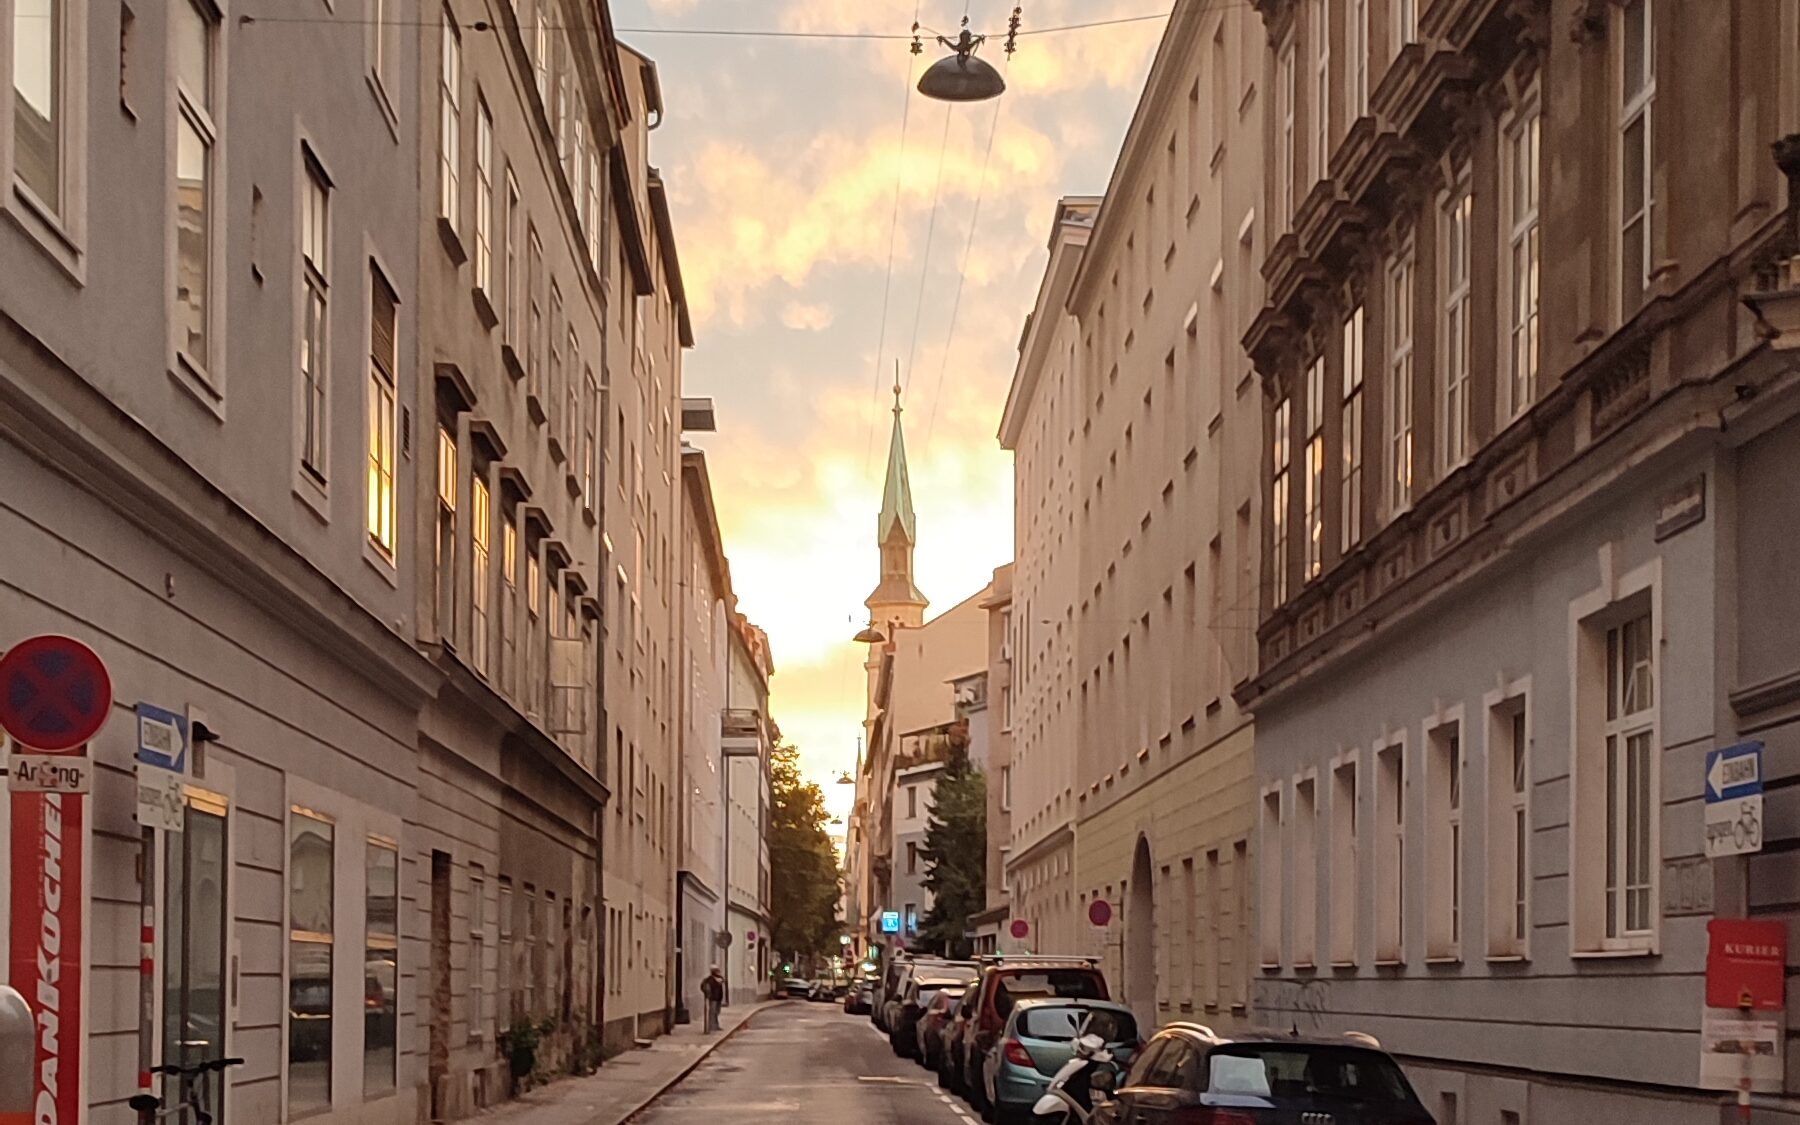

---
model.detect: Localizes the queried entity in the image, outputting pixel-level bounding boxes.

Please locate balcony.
[723,708,766,743]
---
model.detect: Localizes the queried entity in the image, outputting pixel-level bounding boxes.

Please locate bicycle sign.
[1705,741,1765,858]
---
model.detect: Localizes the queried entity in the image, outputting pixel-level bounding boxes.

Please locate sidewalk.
[475,1000,785,1125]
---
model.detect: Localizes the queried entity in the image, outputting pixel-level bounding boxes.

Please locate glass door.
[163,787,230,1124]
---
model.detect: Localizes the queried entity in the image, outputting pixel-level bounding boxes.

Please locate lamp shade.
[918,50,1005,103]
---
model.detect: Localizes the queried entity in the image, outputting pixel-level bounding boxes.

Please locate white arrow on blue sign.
[135,702,188,773]
[1705,741,1763,804]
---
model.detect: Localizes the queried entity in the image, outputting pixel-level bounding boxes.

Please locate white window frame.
[1303,356,1325,580]
[1329,751,1360,967]
[469,868,488,1040]
[370,0,399,113]
[1425,711,1464,962]
[365,268,399,564]
[438,7,461,232]
[1259,782,1285,968]
[1270,395,1291,606]
[504,170,521,346]
[1501,92,1541,423]
[1311,0,1330,183]
[168,0,223,395]
[1276,39,1295,235]
[474,96,493,293]
[1375,736,1406,964]
[1485,679,1532,961]
[501,516,518,695]
[1437,165,1472,473]
[436,425,458,642]
[1616,0,1655,318]
[1568,557,1661,956]
[1386,242,1415,517]
[298,145,331,490]
[471,470,492,676]
[4,0,90,277]
[1292,772,1318,968]
[1341,306,1364,552]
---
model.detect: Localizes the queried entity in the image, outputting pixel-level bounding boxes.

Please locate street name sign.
[7,752,92,794]
[1705,741,1764,858]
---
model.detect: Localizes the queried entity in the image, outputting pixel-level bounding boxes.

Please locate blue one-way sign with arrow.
[1704,741,1764,859]
[1706,741,1763,803]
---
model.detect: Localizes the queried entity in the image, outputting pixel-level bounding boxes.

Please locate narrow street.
[637,1003,977,1125]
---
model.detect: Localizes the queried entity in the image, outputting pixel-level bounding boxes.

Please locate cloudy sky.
[614,0,1169,826]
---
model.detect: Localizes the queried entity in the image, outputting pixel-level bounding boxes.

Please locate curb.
[617,1000,788,1123]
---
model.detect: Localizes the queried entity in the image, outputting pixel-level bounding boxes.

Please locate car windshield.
[1204,1046,1415,1104]
[1018,1006,1137,1043]
[994,970,1105,1016]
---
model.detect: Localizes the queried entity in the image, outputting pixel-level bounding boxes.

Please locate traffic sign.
[880,911,901,934]
[135,763,186,832]
[7,753,92,794]
[1087,899,1113,928]
[746,930,758,944]
[0,635,112,752]
[1705,742,1765,858]
[1010,918,1030,940]
[135,702,188,772]
[1706,742,1763,803]
[1706,918,1786,1011]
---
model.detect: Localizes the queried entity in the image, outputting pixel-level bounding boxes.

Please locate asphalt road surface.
[636,1001,981,1125]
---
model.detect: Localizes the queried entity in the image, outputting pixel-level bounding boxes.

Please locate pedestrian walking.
[701,966,725,1033]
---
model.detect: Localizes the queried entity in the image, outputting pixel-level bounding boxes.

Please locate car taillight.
[1002,1039,1036,1068]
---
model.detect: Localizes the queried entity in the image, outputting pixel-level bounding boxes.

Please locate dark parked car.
[938,985,981,1093]
[891,968,978,1058]
[955,956,1109,1114]
[916,987,964,1069]
[845,981,876,1015]
[1096,1025,1436,1125]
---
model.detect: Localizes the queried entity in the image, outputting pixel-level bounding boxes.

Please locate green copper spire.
[878,379,917,545]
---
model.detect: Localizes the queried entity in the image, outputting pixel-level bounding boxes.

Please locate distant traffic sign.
[1087,899,1113,928]
[0,636,112,752]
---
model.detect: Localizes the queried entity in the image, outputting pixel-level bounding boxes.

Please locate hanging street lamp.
[915,9,1021,104]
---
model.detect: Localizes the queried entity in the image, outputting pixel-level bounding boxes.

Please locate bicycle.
[129,1056,244,1125]
[1733,800,1763,850]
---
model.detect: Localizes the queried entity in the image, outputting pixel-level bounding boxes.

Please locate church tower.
[866,380,929,634]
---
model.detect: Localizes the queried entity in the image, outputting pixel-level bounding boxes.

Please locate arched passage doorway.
[1125,835,1156,1021]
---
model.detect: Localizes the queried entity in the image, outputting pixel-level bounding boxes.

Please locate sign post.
[1704,742,1764,859]
[0,635,109,1125]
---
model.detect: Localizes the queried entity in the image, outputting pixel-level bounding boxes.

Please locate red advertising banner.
[11,791,83,1125]
[1706,917,1787,1011]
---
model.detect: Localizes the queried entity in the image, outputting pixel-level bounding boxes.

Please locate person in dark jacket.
[701,967,725,1032]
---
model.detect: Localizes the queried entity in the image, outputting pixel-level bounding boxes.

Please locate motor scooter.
[1030,1030,1119,1124]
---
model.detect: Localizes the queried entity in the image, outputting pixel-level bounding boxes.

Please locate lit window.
[439,10,461,230]
[1605,612,1655,938]
[475,98,494,292]
[172,0,217,373]
[1386,245,1415,515]
[366,274,399,558]
[1619,0,1655,313]
[501,519,518,695]
[471,473,491,675]
[436,426,458,639]
[12,0,64,212]
[1505,101,1541,420]
[288,809,334,1114]
[1341,307,1364,551]
[300,153,330,481]
[364,839,398,1095]
[1439,167,1472,472]
[1270,398,1292,605]
[1303,357,1325,580]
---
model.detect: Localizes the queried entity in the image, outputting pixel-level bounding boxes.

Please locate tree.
[767,742,841,961]
[920,742,986,958]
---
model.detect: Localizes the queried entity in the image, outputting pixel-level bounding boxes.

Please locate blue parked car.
[981,998,1139,1124]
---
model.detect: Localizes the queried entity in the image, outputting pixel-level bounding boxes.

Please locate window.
[907,784,918,819]
[1260,786,1283,967]
[471,473,491,675]
[1606,611,1655,938]
[565,328,580,457]
[1000,685,1013,731]
[1394,0,1417,50]
[1276,40,1296,233]
[583,371,598,501]
[498,879,515,1016]
[1311,0,1330,181]
[527,550,542,710]
[1619,0,1655,313]
[300,154,330,481]
[527,228,543,393]
[1293,777,1318,967]
[1427,721,1462,959]
[905,903,919,934]
[13,0,66,212]
[1303,357,1325,580]
[1270,397,1291,606]
[1341,308,1364,551]
[1386,246,1415,515]
[1349,0,1369,117]
[1439,168,1472,472]
[1232,840,1250,1006]
[1376,742,1404,962]
[504,172,521,344]
[1200,852,1219,1008]
[475,98,494,292]
[907,841,918,875]
[172,0,217,374]
[439,9,461,231]
[1504,101,1541,421]
[371,0,398,100]
[469,870,487,1039]
[1330,757,1358,966]
[366,273,399,559]
[1488,695,1530,958]
[436,426,458,639]
[501,518,518,694]
[365,839,398,1095]
[288,809,334,1114]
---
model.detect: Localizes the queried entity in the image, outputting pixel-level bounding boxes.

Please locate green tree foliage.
[768,742,841,959]
[920,741,987,958]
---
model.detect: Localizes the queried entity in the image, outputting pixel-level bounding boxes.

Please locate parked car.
[845,981,875,1015]
[938,985,980,1093]
[880,957,969,1034]
[955,956,1109,1114]
[980,999,1139,1124]
[892,967,979,1058]
[1095,1025,1436,1125]
[778,977,813,999]
[915,987,964,1069]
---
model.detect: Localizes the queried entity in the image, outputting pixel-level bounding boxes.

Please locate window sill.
[1571,946,1655,961]
[1423,954,1462,966]
[363,540,400,586]
[438,217,468,266]
[169,354,224,421]
[293,471,330,524]
[6,180,86,285]
[502,344,526,381]
[367,73,400,142]
[548,432,567,464]
[472,287,499,330]
[527,392,548,426]
[1372,958,1405,968]
[1329,960,1357,970]
[1484,953,1529,964]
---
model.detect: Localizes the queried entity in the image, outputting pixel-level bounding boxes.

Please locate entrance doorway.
[1126,836,1155,1021]
[162,786,231,1123]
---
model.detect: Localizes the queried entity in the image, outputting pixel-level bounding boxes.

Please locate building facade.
[971,569,1014,956]
[1000,198,1097,961]
[723,617,774,1004]
[1239,0,1800,1121]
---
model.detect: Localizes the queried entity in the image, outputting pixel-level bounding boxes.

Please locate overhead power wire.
[863,11,925,473]
[901,102,957,398]
[229,10,1178,37]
